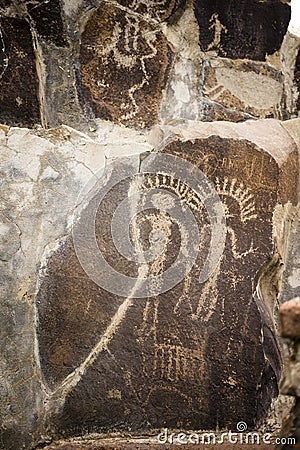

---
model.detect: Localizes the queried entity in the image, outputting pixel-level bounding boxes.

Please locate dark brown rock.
[194,0,290,61]
[37,172,137,387]
[0,17,40,127]
[0,0,11,7]
[0,0,66,46]
[37,238,127,387]
[26,0,67,46]
[36,121,298,440]
[280,299,300,339]
[78,4,174,129]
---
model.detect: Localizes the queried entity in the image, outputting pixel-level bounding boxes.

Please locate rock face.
[0,0,300,448]
[193,0,298,122]
[0,119,298,448]
[78,4,174,129]
[34,120,298,440]
[194,0,290,61]
[26,0,66,46]
[280,298,300,340]
[201,59,284,119]
[0,0,299,128]
[278,299,300,450]
[0,17,40,127]
[296,51,300,111]
[114,0,186,22]
[0,124,149,450]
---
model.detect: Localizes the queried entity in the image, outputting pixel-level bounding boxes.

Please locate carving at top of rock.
[78,4,174,129]
[114,0,187,22]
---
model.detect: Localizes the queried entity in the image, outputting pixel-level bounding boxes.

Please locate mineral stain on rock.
[78,4,174,129]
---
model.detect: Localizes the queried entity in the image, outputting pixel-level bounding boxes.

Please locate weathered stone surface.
[159,2,202,123]
[0,3,299,448]
[278,119,300,302]
[0,0,92,129]
[27,0,67,46]
[201,59,283,119]
[78,4,174,129]
[0,0,11,7]
[0,214,21,261]
[0,0,296,129]
[0,124,151,450]
[0,17,40,127]
[200,98,253,122]
[277,390,300,449]
[280,32,300,119]
[296,51,300,112]
[281,334,300,398]
[34,119,298,441]
[41,44,92,130]
[194,0,290,61]
[273,204,300,303]
[280,299,300,339]
[114,0,186,22]
[277,310,300,450]
[0,0,66,45]
[43,437,275,450]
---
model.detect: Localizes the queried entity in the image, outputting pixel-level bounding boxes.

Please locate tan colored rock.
[201,59,283,119]
[281,341,300,397]
[280,298,300,339]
